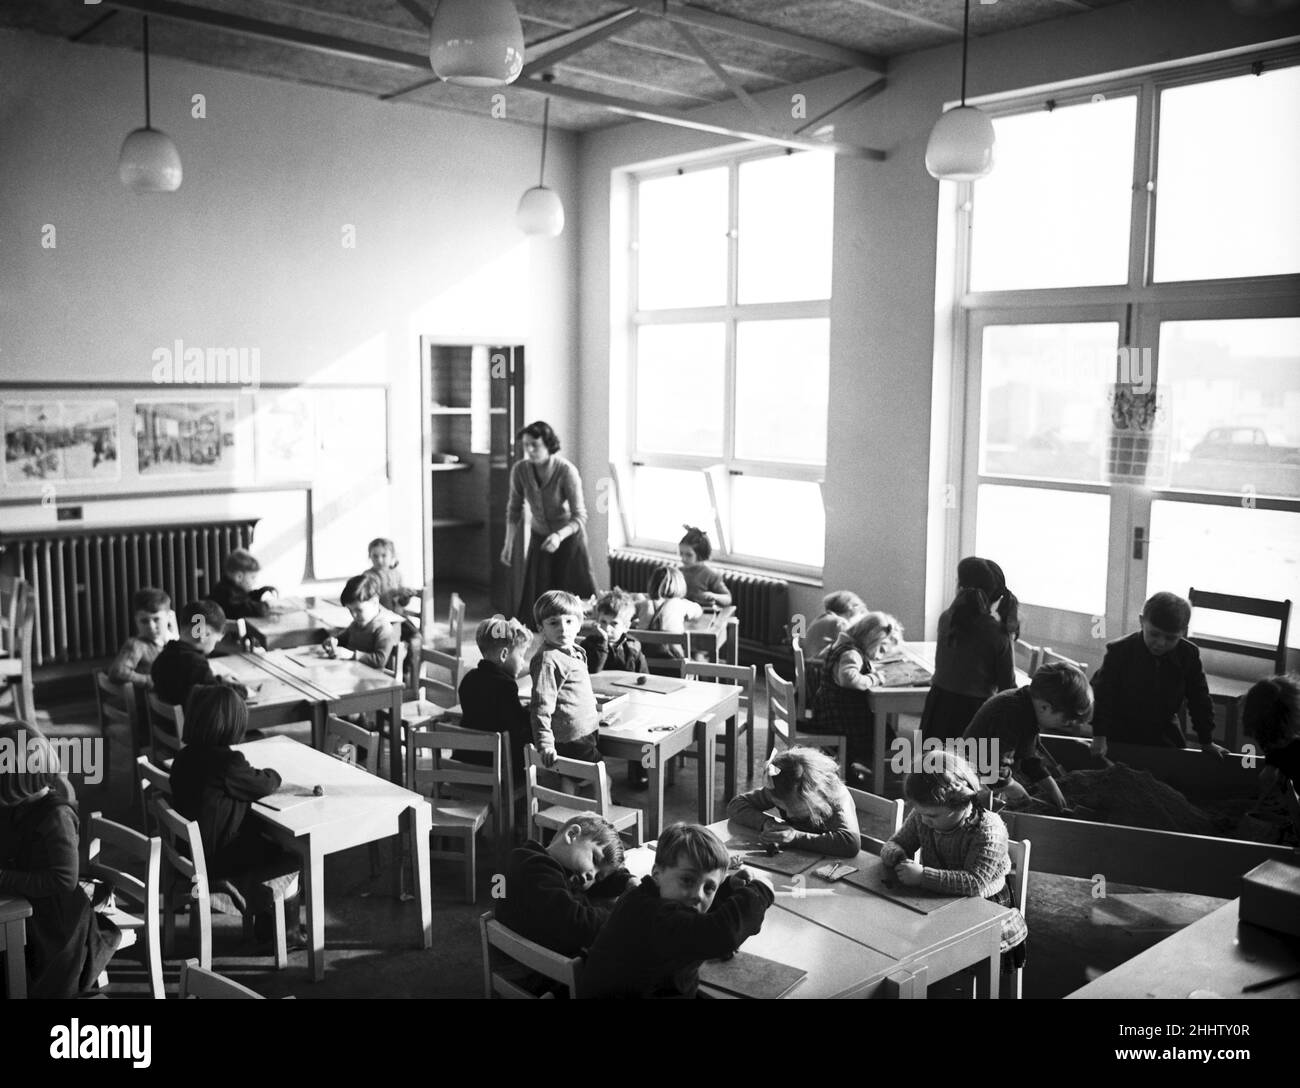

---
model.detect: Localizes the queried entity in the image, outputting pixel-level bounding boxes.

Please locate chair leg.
[466,832,478,905]
[162,880,177,958]
[196,894,212,970]
[272,897,288,970]
[144,909,164,1000]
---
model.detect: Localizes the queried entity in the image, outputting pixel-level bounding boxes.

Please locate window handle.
[1132,526,1146,560]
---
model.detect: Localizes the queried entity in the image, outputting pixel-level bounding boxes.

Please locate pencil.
[1241,970,1300,993]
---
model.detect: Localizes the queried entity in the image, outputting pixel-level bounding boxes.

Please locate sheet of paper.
[608,675,686,695]
[842,856,959,914]
[257,787,318,812]
[700,950,807,1000]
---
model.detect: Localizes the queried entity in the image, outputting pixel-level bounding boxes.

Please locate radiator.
[0,518,259,667]
[607,548,789,650]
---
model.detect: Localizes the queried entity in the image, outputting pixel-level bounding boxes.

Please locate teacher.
[500,420,600,624]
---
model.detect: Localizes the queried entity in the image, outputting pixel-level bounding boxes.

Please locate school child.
[638,566,703,660]
[1090,591,1227,757]
[580,588,650,789]
[322,572,398,671]
[207,548,277,620]
[962,661,1092,812]
[456,615,532,778]
[1243,674,1300,843]
[921,557,1020,742]
[578,822,774,999]
[0,721,122,998]
[168,685,305,948]
[108,586,176,688]
[879,750,1028,976]
[150,599,247,708]
[366,537,421,615]
[726,746,861,857]
[530,590,601,766]
[495,813,634,959]
[803,590,867,662]
[678,526,732,608]
[810,611,902,781]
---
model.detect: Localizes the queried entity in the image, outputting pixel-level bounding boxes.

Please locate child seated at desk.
[879,750,1028,975]
[169,685,305,949]
[1090,591,1228,758]
[678,526,731,609]
[456,615,532,778]
[803,590,867,663]
[150,600,248,708]
[366,537,421,615]
[531,590,601,767]
[638,566,703,661]
[322,572,398,671]
[108,586,176,689]
[580,588,649,790]
[0,721,122,998]
[495,813,634,960]
[578,822,773,999]
[1244,674,1300,844]
[726,746,861,857]
[208,548,277,621]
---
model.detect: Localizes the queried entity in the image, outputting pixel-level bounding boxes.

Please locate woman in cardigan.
[500,421,600,625]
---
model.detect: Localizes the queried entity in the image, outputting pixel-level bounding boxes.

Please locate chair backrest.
[416,647,462,708]
[151,796,208,897]
[1006,836,1031,917]
[178,959,264,999]
[791,635,809,719]
[408,728,503,804]
[447,592,466,658]
[626,628,692,658]
[1187,588,1291,672]
[389,631,406,683]
[323,714,380,775]
[0,576,31,659]
[848,786,904,854]
[680,660,756,700]
[136,754,172,812]
[764,663,796,751]
[1040,647,1088,677]
[524,743,613,823]
[479,911,582,999]
[94,669,138,735]
[1013,639,1042,678]
[146,694,184,762]
[84,811,161,922]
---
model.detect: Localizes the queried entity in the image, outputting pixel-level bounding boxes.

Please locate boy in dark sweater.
[208,548,277,621]
[1091,591,1227,757]
[456,614,533,777]
[578,822,773,999]
[495,813,633,958]
[150,600,247,708]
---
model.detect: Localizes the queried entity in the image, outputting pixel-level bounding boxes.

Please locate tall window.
[625,150,834,574]
[954,55,1300,651]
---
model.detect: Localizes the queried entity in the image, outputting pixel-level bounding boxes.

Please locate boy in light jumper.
[530,590,601,766]
[323,572,397,671]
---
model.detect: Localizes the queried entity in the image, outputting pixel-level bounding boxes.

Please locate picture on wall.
[2,399,120,485]
[134,399,238,477]
[254,388,317,480]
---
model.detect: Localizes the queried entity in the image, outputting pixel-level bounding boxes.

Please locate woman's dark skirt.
[517,529,600,626]
[920,687,989,743]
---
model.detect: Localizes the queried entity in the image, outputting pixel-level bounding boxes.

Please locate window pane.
[735,319,829,464]
[975,485,1110,615]
[979,323,1119,483]
[1155,66,1300,281]
[731,477,824,568]
[970,97,1135,291]
[1147,501,1300,649]
[635,324,725,456]
[637,168,728,310]
[1162,318,1300,499]
[738,152,834,304]
[633,467,713,545]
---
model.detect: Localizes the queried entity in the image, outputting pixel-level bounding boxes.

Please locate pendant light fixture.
[118,16,182,192]
[516,92,564,237]
[429,0,525,87]
[924,0,995,181]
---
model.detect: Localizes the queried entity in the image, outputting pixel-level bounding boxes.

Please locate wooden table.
[235,736,433,983]
[208,650,321,735]
[0,894,32,999]
[244,597,404,651]
[1067,898,1300,999]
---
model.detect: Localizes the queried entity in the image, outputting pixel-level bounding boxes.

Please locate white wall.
[0,29,578,593]
[575,0,1300,654]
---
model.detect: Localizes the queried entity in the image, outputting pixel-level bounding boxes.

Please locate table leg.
[874,712,892,797]
[408,803,433,950]
[3,919,26,999]
[883,964,927,998]
[695,718,717,824]
[646,748,665,840]
[310,701,326,753]
[978,941,1001,999]
[723,713,737,803]
[388,687,404,787]
[304,844,327,982]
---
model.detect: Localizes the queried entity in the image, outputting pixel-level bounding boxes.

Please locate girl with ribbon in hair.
[727,746,861,858]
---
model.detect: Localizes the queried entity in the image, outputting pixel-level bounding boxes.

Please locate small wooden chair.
[792,635,816,723]
[1039,647,1088,677]
[848,786,904,855]
[479,911,582,999]
[679,660,758,801]
[135,754,172,837]
[524,744,642,846]
[407,729,498,903]
[445,592,466,658]
[764,664,848,775]
[178,958,264,999]
[627,628,692,676]
[1013,639,1042,681]
[971,836,1031,999]
[323,713,381,774]
[0,576,35,722]
[145,694,184,764]
[83,812,164,999]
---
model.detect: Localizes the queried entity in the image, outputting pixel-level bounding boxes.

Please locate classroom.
[1,0,1298,1017]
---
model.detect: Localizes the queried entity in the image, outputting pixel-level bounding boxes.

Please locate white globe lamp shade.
[429,0,525,86]
[118,128,183,192]
[925,105,995,181]
[516,186,564,237]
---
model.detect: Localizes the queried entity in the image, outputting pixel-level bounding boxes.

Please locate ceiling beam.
[793,77,888,135]
[839,0,962,35]
[69,9,119,43]
[523,8,645,76]
[670,21,776,135]
[634,1,887,75]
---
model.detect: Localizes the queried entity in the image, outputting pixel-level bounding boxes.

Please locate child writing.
[580,588,650,789]
[811,611,903,779]
[921,556,1020,742]
[109,586,176,688]
[803,590,867,662]
[726,746,862,857]
[678,526,732,608]
[456,615,533,778]
[579,822,774,999]
[366,537,421,615]
[0,721,121,998]
[150,599,247,708]
[531,590,601,767]
[496,813,634,959]
[879,750,1028,976]
[322,572,398,671]
[638,565,703,660]
[208,548,277,621]
[1243,674,1300,844]
[1090,590,1227,757]
[169,685,305,948]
